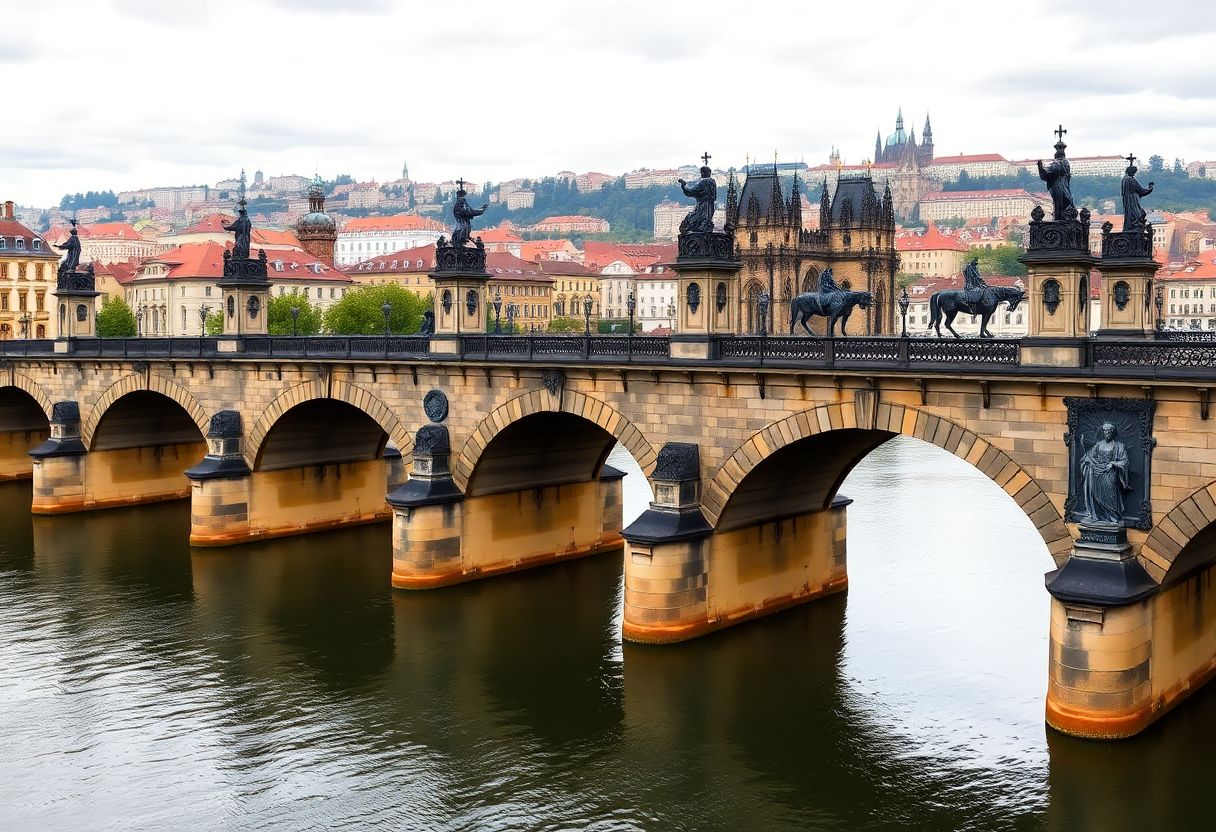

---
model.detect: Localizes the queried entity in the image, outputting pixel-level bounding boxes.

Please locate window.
[15,238,24,250]
[0,239,5,250]
[205,286,212,297]
[316,287,322,299]
[36,291,44,312]
[180,286,185,296]
[330,288,335,298]
[32,239,41,251]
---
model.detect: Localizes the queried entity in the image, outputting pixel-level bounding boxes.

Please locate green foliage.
[598,319,639,334]
[204,310,224,335]
[323,284,430,335]
[1174,159,1185,175]
[1148,155,1165,173]
[943,168,1216,216]
[547,317,587,333]
[60,190,118,211]
[968,244,1027,277]
[268,291,323,335]
[896,271,922,290]
[96,295,137,337]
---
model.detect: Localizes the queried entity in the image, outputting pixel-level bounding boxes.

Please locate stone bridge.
[3,332,1216,741]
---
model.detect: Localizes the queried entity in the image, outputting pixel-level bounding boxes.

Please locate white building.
[918,189,1049,222]
[925,154,1016,182]
[334,214,446,267]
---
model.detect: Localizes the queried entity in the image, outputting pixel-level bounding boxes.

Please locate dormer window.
[15,238,24,250]
[32,239,41,251]
[273,259,284,271]
[0,239,6,250]
[416,259,423,268]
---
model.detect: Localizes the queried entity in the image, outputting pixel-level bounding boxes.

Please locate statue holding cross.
[450,177,488,249]
[1037,124,1076,221]
[1120,153,1154,232]
[677,151,717,234]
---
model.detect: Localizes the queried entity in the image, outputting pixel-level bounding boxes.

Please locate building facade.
[529,216,610,235]
[918,189,1049,222]
[295,176,337,267]
[334,214,446,266]
[895,224,969,277]
[0,201,56,339]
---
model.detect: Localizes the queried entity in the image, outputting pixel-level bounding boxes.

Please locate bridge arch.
[0,372,54,420]
[453,389,657,494]
[246,378,411,468]
[83,373,208,447]
[704,401,1071,565]
[1143,483,1216,584]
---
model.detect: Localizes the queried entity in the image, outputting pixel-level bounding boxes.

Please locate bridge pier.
[1046,526,1216,738]
[621,442,848,643]
[389,424,624,588]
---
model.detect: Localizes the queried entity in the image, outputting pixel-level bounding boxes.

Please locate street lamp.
[381,301,392,337]
[899,286,910,338]
[18,312,31,340]
[506,302,517,334]
[1154,283,1164,332]
[626,290,636,336]
[493,289,503,334]
[582,293,593,335]
[666,302,675,332]
[290,305,300,336]
[136,305,144,337]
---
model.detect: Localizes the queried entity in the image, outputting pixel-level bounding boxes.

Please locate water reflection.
[1,441,1215,830]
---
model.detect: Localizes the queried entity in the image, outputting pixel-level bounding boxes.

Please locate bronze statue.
[678,155,717,234]
[223,201,253,260]
[1079,421,1130,524]
[1037,126,1075,220]
[788,268,873,337]
[450,179,487,248]
[1121,156,1154,232]
[55,219,81,276]
[928,260,1024,338]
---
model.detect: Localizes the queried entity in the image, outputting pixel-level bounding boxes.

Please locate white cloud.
[3,0,1215,205]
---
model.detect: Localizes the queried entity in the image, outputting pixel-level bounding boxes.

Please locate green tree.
[96,295,137,337]
[969,244,1027,277]
[323,284,430,335]
[547,317,586,333]
[204,309,224,335]
[1174,158,1185,175]
[1148,155,1165,173]
[268,291,323,335]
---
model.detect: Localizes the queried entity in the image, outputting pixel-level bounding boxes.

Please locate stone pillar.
[29,401,87,514]
[389,424,465,587]
[1096,223,1157,338]
[185,411,253,546]
[1019,209,1097,368]
[670,230,741,360]
[52,264,101,352]
[623,442,851,643]
[428,240,489,356]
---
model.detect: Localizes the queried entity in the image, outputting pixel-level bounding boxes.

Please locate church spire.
[875,130,882,164]
[787,172,802,230]
[402,159,409,180]
[724,167,739,232]
[819,179,831,229]
[923,113,933,143]
[895,106,904,131]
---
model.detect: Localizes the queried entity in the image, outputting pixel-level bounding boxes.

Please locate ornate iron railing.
[907,339,1020,365]
[459,334,671,361]
[1092,341,1216,369]
[1155,330,1216,342]
[715,335,1019,367]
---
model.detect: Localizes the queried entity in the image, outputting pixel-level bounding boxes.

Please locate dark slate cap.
[653,442,699,481]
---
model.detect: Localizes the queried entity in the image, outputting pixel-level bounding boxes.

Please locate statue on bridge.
[928,259,1025,338]
[450,179,488,249]
[1078,421,1131,525]
[788,267,873,337]
[1121,156,1154,232]
[55,219,82,277]
[1037,126,1076,221]
[223,201,253,260]
[678,155,717,234]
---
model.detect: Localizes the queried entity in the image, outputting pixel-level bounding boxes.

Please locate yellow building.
[533,259,600,319]
[0,200,57,339]
[895,224,970,277]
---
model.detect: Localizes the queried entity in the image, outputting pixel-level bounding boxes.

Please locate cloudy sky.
[3,0,1213,206]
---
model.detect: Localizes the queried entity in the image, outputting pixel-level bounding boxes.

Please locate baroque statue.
[788,268,873,337]
[1078,421,1131,525]
[678,153,717,234]
[927,259,1025,339]
[223,201,253,260]
[450,179,487,249]
[1121,155,1154,232]
[55,218,81,276]
[1037,125,1075,221]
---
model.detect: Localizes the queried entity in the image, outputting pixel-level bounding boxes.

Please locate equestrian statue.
[928,259,1024,339]
[788,268,873,337]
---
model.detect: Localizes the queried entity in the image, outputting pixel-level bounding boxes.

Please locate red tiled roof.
[92,258,141,285]
[141,242,345,281]
[80,222,145,240]
[583,241,677,271]
[0,218,57,258]
[477,222,524,243]
[921,189,1045,201]
[348,244,438,273]
[341,214,445,233]
[532,259,594,276]
[535,215,603,224]
[173,214,303,248]
[896,224,969,253]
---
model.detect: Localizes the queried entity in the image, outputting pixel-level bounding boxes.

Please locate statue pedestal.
[1020,217,1096,367]
[1096,226,1157,338]
[430,242,490,339]
[53,267,101,339]
[672,232,740,358]
[218,250,271,336]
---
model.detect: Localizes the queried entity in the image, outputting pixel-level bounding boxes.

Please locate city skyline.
[4,0,1213,206]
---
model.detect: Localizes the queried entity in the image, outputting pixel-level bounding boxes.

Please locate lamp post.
[1155,283,1164,333]
[18,312,31,340]
[136,305,144,337]
[666,302,675,333]
[899,286,910,338]
[493,289,503,334]
[290,305,300,336]
[198,305,208,350]
[626,290,636,336]
[381,301,392,337]
[582,293,593,335]
[506,302,516,334]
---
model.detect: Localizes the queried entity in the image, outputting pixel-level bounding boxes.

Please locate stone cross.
[1055,124,1067,141]
[701,151,711,166]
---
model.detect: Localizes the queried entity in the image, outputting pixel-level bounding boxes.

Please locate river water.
[1,437,1213,831]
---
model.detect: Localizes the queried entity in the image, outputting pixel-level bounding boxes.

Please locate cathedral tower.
[296,175,337,267]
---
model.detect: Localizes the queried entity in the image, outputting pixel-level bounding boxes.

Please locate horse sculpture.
[788,268,872,337]
[928,259,1024,338]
